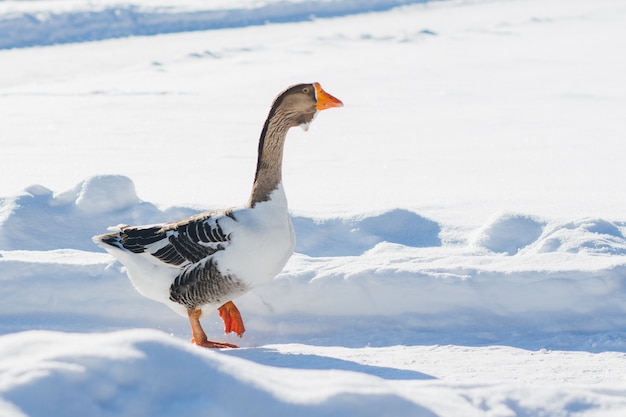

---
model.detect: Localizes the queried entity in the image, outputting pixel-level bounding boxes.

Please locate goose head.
[270,82,343,131]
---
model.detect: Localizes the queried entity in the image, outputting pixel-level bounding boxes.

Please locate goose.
[93,82,343,348]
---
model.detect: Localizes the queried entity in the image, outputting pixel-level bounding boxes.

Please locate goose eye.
[302,87,310,94]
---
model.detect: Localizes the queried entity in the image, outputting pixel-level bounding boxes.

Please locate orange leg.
[218,301,246,337]
[187,308,238,348]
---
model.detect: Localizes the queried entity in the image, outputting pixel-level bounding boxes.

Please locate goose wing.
[100,209,248,308]
[99,209,236,268]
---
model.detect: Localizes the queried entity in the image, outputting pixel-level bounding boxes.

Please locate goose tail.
[92,225,125,249]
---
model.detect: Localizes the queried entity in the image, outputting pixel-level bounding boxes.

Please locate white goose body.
[93,82,342,348]
[215,185,294,292]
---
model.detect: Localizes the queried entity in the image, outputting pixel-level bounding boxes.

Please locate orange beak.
[314,82,343,110]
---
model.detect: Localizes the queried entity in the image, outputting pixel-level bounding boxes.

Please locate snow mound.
[473,213,626,256]
[0,176,195,251]
[72,175,140,214]
[293,209,441,256]
[472,212,545,255]
[527,218,626,255]
[0,330,434,417]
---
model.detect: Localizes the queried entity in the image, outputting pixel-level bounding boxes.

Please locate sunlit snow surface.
[1,0,626,416]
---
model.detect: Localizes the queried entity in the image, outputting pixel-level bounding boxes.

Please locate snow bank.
[2,177,626,350]
[2,330,626,417]
[0,330,434,417]
[0,249,181,335]
[0,0,430,49]
[0,175,438,255]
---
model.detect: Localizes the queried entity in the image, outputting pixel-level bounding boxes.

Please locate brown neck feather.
[247,107,292,207]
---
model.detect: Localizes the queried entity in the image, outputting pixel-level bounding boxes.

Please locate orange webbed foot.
[187,307,239,349]
[190,337,239,349]
[218,301,246,337]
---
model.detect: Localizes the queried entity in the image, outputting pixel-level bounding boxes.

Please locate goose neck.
[248,110,291,207]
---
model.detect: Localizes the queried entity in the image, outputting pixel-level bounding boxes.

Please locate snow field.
[1,0,626,415]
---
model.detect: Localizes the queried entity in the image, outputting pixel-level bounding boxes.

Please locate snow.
[1,0,626,415]
[0,0,431,49]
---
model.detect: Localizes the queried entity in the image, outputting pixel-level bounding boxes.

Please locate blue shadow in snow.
[1,0,435,49]
[225,347,436,381]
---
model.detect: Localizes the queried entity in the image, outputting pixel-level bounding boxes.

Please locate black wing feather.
[108,210,234,266]
[152,243,185,266]
[118,225,166,253]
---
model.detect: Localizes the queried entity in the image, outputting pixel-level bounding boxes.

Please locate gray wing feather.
[169,258,248,309]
